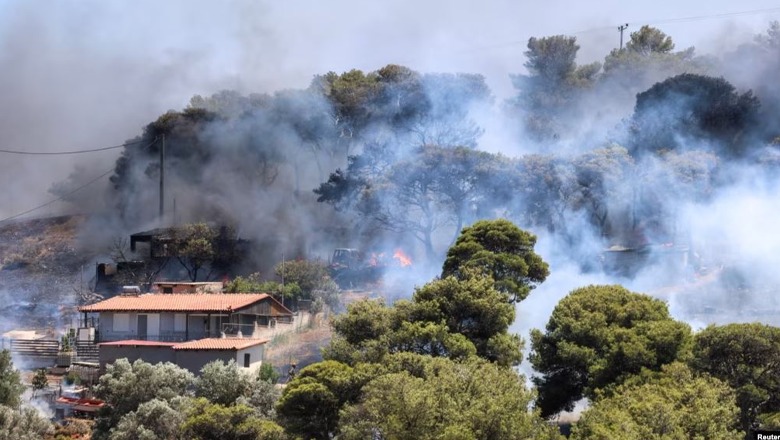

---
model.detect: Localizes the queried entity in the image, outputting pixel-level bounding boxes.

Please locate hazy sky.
[1,0,779,220]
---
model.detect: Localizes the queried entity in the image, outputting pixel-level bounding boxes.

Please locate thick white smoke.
[3,1,780,347]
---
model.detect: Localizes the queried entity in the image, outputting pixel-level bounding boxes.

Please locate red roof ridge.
[77,292,291,314]
[172,337,269,351]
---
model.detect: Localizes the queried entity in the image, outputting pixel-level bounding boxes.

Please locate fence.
[0,338,60,368]
[252,312,313,340]
[74,340,99,364]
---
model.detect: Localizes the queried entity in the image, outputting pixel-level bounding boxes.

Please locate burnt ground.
[0,215,92,334]
[263,290,382,381]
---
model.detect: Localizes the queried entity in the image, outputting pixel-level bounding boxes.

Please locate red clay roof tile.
[78,294,271,313]
[172,338,268,351]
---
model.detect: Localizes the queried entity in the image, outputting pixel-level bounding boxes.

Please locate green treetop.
[530,284,692,417]
[442,218,549,303]
[572,362,739,440]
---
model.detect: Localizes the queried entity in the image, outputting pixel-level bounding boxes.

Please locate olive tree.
[0,405,54,440]
[93,359,194,439]
[195,360,251,406]
[0,350,24,408]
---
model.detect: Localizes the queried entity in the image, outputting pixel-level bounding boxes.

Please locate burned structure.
[96,224,251,293]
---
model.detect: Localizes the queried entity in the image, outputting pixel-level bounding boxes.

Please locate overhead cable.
[0,139,158,224]
[0,138,149,156]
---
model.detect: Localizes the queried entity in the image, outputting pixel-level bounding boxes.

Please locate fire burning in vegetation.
[393,249,412,267]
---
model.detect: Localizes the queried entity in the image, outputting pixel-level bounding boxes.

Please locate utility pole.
[618,23,629,50]
[159,134,165,222]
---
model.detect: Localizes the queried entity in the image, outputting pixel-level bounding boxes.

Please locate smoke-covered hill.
[4,5,780,341]
[0,215,91,334]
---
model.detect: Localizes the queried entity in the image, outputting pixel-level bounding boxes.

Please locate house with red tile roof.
[79,293,293,343]
[78,293,292,374]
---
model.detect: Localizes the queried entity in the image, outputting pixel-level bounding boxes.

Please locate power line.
[0,138,149,156]
[643,6,780,26]
[0,139,158,224]
[0,167,115,224]
[452,6,780,55]
[567,6,780,36]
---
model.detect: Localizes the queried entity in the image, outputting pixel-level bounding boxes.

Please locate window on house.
[244,353,251,368]
[113,313,130,332]
[163,287,173,294]
[174,314,186,332]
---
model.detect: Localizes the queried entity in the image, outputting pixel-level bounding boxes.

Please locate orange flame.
[393,249,412,267]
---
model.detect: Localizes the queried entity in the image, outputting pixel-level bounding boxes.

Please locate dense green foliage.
[275,220,560,438]
[93,359,195,438]
[257,362,280,385]
[93,359,281,439]
[195,360,252,407]
[225,273,302,299]
[225,259,339,310]
[277,353,562,440]
[631,73,761,157]
[276,360,373,440]
[441,218,549,302]
[530,285,692,417]
[691,323,780,432]
[182,398,286,440]
[325,263,529,366]
[410,274,523,365]
[107,398,186,440]
[0,350,24,409]
[31,369,47,398]
[273,259,328,297]
[572,363,740,439]
[0,405,54,440]
[339,356,562,440]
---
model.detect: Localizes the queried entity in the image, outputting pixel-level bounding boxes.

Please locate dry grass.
[0,215,84,271]
[264,315,333,378]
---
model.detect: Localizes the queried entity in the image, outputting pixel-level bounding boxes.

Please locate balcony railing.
[220,322,259,338]
[96,331,215,343]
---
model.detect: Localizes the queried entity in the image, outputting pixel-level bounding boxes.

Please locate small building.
[174,338,267,373]
[129,227,176,258]
[129,225,250,261]
[78,293,293,342]
[98,337,268,375]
